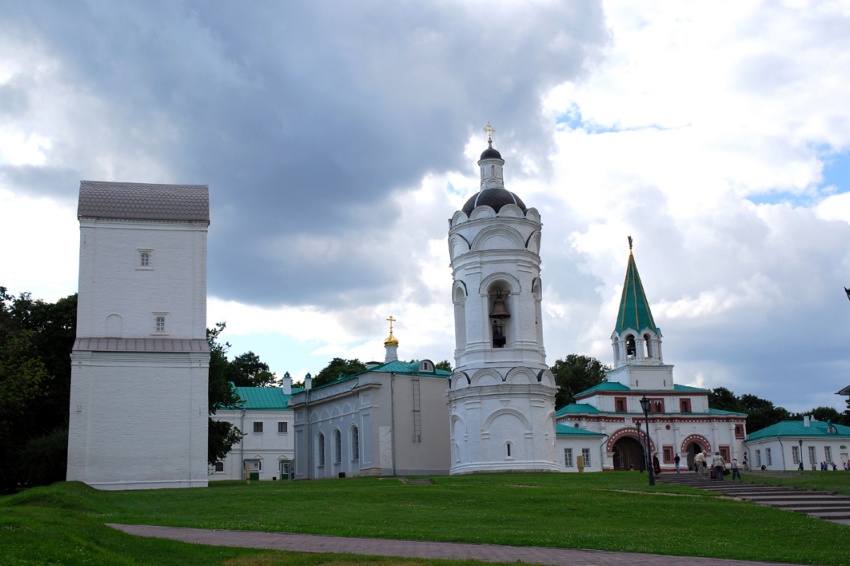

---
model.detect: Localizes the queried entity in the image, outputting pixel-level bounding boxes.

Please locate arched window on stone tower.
[626,334,636,358]
[488,283,511,348]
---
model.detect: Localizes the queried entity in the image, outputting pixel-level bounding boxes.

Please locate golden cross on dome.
[484,121,496,144]
[386,315,396,334]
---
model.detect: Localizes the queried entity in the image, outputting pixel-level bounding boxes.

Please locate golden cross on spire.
[484,121,496,145]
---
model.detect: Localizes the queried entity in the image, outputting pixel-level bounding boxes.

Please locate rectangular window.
[564,448,573,467]
[719,446,730,462]
[318,435,325,467]
[155,316,165,333]
[351,427,360,461]
[792,446,800,464]
[734,424,745,439]
[825,446,832,463]
[679,398,691,413]
[614,397,627,412]
[756,450,762,467]
[766,448,772,466]
[334,431,342,464]
[808,446,816,464]
[278,422,287,433]
[582,448,591,468]
[138,249,153,269]
[663,446,673,463]
[646,398,664,413]
[253,422,263,433]
[214,461,224,473]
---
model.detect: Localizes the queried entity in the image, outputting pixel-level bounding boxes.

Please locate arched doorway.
[613,437,644,470]
[686,442,704,471]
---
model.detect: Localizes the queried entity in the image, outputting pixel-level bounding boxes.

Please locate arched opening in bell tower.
[487,283,511,348]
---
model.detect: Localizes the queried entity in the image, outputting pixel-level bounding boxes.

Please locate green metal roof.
[311,359,451,391]
[556,423,607,437]
[227,387,302,410]
[574,382,710,399]
[615,247,659,334]
[556,403,601,416]
[746,420,850,442]
[574,382,630,397]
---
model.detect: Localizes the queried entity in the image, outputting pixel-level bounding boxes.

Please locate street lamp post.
[635,422,643,473]
[639,396,656,486]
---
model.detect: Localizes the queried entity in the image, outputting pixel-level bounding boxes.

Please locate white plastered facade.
[67,182,210,490]
[447,145,558,474]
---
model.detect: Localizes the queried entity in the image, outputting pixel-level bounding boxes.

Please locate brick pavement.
[108,524,802,566]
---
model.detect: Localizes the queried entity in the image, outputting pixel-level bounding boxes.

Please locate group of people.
[693,450,741,481]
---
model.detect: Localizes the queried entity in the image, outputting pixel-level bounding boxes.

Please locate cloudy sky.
[2,1,850,414]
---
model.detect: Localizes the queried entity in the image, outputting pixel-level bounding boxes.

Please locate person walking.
[694,450,707,480]
[674,454,681,473]
[713,451,726,481]
[731,458,742,481]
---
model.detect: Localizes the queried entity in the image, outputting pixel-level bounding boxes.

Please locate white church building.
[288,322,452,479]
[446,126,559,474]
[555,240,748,472]
[66,181,210,490]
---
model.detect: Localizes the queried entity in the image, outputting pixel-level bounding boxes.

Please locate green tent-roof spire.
[615,237,659,333]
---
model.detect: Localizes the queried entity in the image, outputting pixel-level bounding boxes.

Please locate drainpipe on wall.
[390,371,397,476]
[239,408,246,480]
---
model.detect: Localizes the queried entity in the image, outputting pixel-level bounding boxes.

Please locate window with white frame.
[756,450,762,467]
[351,426,359,461]
[792,446,800,464]
[808,446,816,464]
[564,448,573,467]
[334,430,342,464]
[278,422,287,433]
[825,446,832,463]
[318,433,325,467]
[154,315,166,334]
[582,448,591,467]
[213,461,224,473]
[766,448,772,466]
[253,422,263,433]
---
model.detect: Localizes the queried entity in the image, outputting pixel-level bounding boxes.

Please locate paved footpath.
[108,524,802,566]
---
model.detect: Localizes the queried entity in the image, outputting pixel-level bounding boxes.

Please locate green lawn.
[1,472,848,565]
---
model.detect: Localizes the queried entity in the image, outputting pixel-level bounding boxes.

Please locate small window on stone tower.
[138,249,153,269]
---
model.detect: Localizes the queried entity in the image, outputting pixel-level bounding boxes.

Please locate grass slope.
[1,473,848,565]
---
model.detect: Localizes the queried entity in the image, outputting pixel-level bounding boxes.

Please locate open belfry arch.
[446,124,558,473]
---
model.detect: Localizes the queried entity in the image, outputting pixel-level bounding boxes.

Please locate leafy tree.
[550,355,609,409]
[230,351,277,387]
[740,393,791,434]
[206,323,244,465]
[313,358,367,388]
[435,360,452,372]
[708,387,745,413]
[809,406,841,424]
[0,287,76,492]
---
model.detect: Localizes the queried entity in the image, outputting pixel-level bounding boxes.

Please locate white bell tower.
[446,124,558,474]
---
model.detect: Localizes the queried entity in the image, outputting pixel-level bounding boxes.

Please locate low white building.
[211,375,302,481]
[289,327,452,479]
[744,417,850,471]
[555,240,747,473]
[555,425,608,472]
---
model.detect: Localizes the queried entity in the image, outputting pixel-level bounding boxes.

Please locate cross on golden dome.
[384,315,399,347]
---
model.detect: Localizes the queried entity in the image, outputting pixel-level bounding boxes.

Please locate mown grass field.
[1,471,849,565]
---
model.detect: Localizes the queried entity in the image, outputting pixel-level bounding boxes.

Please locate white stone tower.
[67,181,210,490]
[446,124,558,473]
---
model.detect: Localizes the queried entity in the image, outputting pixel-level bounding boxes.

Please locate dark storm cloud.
[1,1,606,305]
